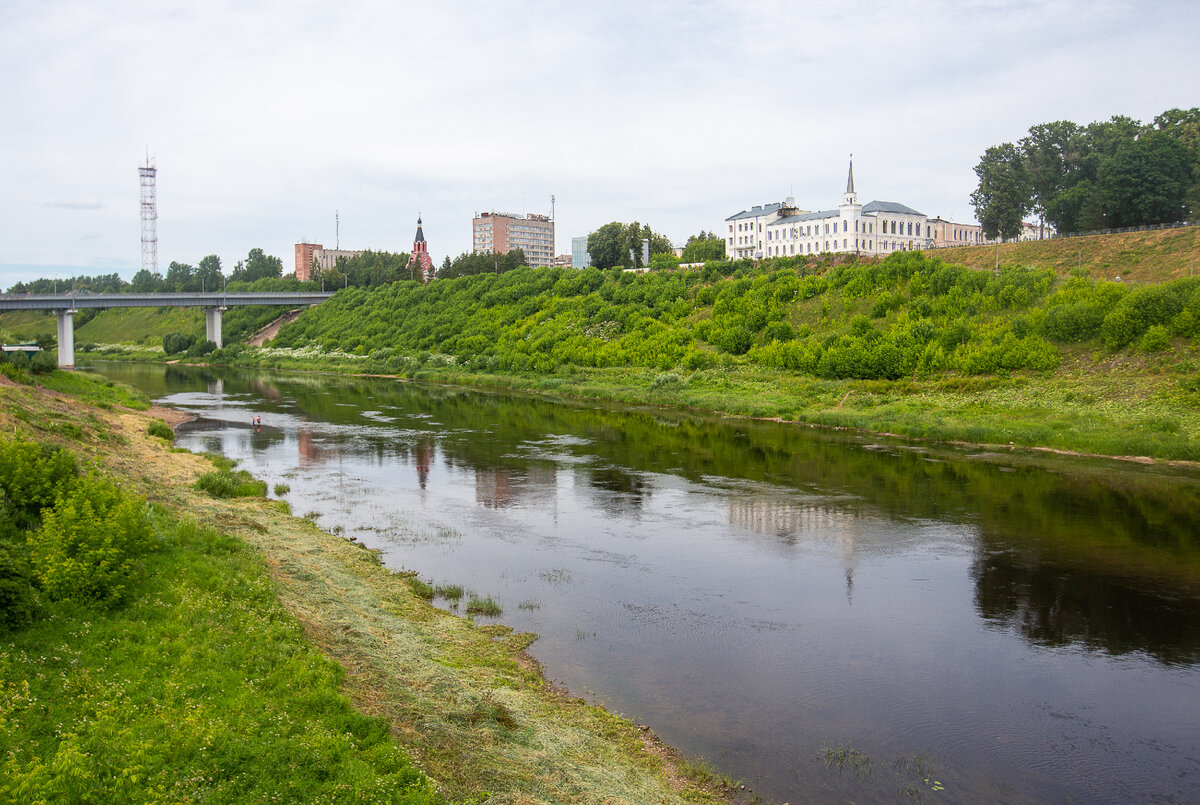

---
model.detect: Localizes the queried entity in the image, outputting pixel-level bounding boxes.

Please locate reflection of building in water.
[728,497,872,602]
[297,427,343,467]
[728,497,864,540]
[415,439,434,490]
[475,464,557,508]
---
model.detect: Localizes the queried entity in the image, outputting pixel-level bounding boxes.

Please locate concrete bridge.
[0,291,334,367]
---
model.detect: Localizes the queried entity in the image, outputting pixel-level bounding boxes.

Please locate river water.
[92,363,1200,804]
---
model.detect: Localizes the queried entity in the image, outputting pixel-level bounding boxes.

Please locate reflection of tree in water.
[973,546,1200,665]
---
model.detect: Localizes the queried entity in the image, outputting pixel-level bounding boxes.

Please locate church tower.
[842,154,858,207]
[408,214,435,282]
[840,155,863,253]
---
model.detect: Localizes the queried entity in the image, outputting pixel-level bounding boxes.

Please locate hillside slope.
[935,225,1200,282]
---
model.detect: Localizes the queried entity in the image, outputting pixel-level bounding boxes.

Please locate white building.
[726,159,940,260]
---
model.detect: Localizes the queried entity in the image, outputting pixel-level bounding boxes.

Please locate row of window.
[763,239,923,257]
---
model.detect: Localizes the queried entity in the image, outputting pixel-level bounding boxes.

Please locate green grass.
[434,583,464,602]
[195,469,268,499]
[0,510,437,803]
[465,595,503,617]
[78,306,203,346]
[34,369,150,410]
[146,419,174,441]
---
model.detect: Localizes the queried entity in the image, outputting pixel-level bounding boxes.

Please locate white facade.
[727,160,939,260]
[1018,221,1056,241]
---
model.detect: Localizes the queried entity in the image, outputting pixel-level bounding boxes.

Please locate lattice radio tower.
[139,153,158,272]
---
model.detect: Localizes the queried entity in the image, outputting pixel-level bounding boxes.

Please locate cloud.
[1,0,1198,283]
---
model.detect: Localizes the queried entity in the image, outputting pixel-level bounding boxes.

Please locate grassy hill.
[935,225,1200,283]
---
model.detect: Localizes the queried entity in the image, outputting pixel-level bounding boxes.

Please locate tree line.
[971,108,1200,240]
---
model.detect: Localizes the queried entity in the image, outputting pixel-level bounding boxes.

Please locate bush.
[186,339,218,358]
[1140,325,1172,353]
[146,419,174,442]
[30,349,57,374]
[27,473,153,606]
[162,331,196,356]
[0,530,37,629]
[0,441,78,529]
[195,469,267,499]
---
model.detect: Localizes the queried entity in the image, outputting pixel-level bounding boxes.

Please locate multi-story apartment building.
[294,243,364,280]
[472,211,555,268]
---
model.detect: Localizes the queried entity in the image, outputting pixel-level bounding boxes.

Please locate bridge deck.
[0,292,335,311]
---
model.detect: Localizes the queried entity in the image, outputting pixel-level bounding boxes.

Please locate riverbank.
[110,343,1198,464]
[0,373,742,804]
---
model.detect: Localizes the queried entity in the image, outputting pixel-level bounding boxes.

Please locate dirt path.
[245,308,303,347]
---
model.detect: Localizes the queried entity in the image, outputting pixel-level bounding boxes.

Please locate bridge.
[0,292,335,368]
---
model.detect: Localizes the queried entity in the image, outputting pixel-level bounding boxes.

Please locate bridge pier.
[55,309,76,368]
[204,306,227,349]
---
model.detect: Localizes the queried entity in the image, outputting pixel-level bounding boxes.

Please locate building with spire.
[726,157,951,260]
[408,215,435,282]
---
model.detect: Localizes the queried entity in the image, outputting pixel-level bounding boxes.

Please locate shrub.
[0,529,37,629]
[185,339,218,358]
[30,349,57,374]
[146,419,174,442]
[162,331,196,356]
[27,473,152,606]
[195,469,267,499]
[0,441,78,529]
[1140,325,1172,353]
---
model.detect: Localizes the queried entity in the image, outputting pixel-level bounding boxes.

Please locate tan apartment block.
[473,211,555,268]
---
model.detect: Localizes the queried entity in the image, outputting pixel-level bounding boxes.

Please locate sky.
[1,0,1197,288]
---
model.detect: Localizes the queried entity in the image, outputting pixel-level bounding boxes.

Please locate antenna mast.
[335,210,339,250]
[139,152,158,273]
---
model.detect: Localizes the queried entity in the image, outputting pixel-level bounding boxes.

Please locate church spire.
[842,154,858,207]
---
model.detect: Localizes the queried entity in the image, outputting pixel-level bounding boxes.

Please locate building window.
[843,220,848,232]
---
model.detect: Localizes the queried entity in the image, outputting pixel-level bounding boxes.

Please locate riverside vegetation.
[4,241,1200,460]
[0,371,737,803]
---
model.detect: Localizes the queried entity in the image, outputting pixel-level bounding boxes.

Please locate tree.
[1020,121,1080,238]
[1098,131,1193,228]
[196,255,223,292]
[971,143,1030,241]
[164,261,196,292]
[587,222,673,269]
[587,222,628,269]
[680,231,726,263]
[231,249,283,283]
[1153,107,1200,218]
[130,269,163,292]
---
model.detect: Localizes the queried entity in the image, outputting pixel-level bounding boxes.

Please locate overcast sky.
[1,0,1197,287]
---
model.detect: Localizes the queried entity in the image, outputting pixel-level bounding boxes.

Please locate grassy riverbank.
[0,371,739,803]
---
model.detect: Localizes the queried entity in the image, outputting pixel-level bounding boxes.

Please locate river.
[91,362,1200,804]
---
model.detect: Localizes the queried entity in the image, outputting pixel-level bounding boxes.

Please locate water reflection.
[88,362,1200,804]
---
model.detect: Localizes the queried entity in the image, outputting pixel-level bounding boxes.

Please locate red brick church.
[408,215,435,283]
